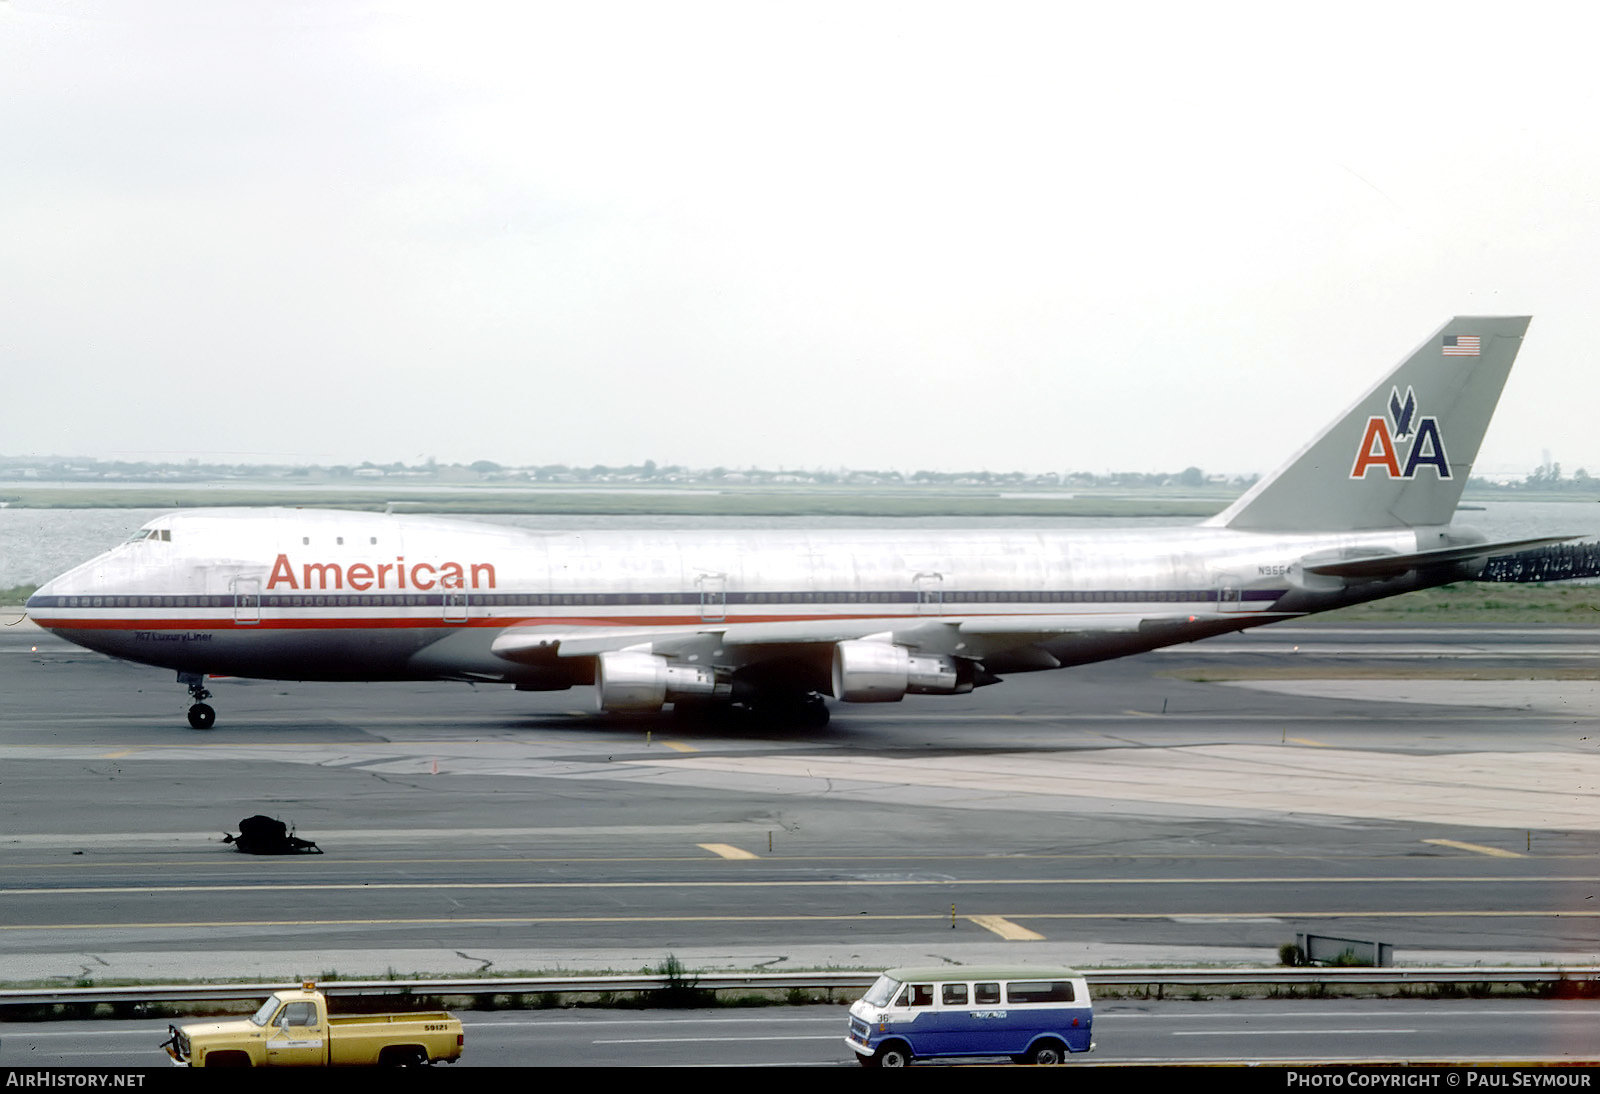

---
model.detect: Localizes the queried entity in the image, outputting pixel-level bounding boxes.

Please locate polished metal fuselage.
[26,508,1465,690]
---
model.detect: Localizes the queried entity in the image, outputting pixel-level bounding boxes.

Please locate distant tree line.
[0,456,1257,489]
[2,453,1594,493]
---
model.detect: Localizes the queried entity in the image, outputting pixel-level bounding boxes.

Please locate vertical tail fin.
[1206,316,1531,532]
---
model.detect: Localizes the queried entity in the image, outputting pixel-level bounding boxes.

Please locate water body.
[3,500,1597,589]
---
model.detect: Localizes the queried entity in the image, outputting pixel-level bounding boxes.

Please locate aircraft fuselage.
[26,508,1460,689]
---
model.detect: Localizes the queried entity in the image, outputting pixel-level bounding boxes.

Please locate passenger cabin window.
[974,982,1000,1005]
[908,984,934,1007]
[942,984,968,1006]
[1006,980,1074,1004]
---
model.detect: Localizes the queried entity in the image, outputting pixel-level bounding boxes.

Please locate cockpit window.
[128,528,173,542]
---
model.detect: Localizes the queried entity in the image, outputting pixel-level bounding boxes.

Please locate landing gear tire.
[179,674,215,730]
[797,696,830,728]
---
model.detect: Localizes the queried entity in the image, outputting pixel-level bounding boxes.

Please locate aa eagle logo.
[1350,385,1451,480]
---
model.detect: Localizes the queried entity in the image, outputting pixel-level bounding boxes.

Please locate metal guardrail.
[3,966,1596,1008]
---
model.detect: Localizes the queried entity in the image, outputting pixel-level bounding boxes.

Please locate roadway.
[1,621,1598,983]
[4,1000,1599,1067]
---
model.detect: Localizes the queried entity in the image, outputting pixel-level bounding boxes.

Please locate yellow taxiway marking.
[1423,839,1525,858]
[663,741,698,753]
[9,909,1599,932]
[1284,737,1331,747]
[697,843,758,860]
[968,914,1044,940]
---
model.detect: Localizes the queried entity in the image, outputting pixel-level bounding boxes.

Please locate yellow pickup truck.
[161,982,464,1067]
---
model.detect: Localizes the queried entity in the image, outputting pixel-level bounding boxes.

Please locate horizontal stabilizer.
[1303,535,1582,579]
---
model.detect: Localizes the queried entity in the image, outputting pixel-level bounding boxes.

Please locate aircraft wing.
[488,610,1245,665]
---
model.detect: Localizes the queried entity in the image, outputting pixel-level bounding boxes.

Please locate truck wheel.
[384,1047,429,1067]
[205,1051,251,1067]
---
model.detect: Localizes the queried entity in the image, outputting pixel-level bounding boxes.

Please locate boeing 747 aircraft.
[27,317,1576,729]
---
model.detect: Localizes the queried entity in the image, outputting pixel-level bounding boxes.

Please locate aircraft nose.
[26,562,97,613]
[24,579,54,611]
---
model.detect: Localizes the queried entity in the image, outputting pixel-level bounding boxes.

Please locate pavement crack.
[456,950,493,973]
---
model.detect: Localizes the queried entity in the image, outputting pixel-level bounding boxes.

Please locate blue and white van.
[845,965,1094,1067]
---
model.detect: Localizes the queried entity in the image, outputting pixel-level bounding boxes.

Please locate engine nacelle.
[831,640,973,703]
[595,650,718,712]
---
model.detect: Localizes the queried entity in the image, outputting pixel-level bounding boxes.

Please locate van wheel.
[1027,1041,1066,1065]
[875,1042,911,1068]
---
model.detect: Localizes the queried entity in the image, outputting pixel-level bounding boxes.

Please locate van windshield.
[862,975,900,1007]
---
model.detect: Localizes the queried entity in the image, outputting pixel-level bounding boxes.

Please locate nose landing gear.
[178,673,217,730]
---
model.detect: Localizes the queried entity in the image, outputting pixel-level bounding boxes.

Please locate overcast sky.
[2,0,1596,477]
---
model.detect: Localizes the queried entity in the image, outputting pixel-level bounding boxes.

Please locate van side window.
[909,984,934,1007]
[942,983,968,1006]
[974,982,1000,1005]
[1006,980,1075,1004]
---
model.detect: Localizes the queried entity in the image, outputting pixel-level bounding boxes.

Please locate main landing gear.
[669,692,831,729]
[178,673,216,730]
[741,693,831,729]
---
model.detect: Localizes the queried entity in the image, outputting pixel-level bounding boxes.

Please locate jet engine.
[831,640,974,703]
[595,650,718,712]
